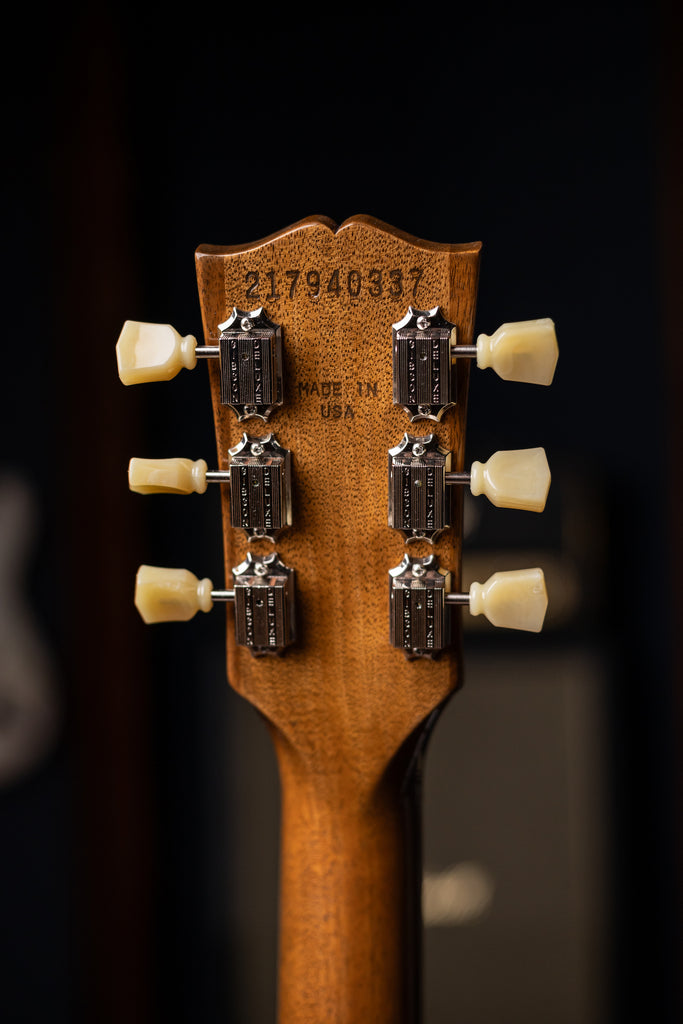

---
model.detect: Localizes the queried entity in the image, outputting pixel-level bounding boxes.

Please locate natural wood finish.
[195,216,480,1024]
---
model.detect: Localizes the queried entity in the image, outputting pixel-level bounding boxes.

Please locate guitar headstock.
[118,215,556,784]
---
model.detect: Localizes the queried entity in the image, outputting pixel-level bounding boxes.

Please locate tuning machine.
[134,552,296,655]
[216,308,283,420]
[388,435,550,542]
[392,306,558,421]
[389,555,547,658]
[128,433,292,542]
[116,306,283,421]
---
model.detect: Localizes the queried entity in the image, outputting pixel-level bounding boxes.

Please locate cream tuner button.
[116,321,200,385]
[468,447,550,512]
[128,457,209,495]
[466,568,548,632]
[134,565,214,623]
[476,318,558,385]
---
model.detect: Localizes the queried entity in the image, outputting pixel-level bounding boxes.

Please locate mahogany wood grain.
[195,216,480,1024]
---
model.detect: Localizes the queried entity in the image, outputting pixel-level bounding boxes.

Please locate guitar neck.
[274,724,426,1024]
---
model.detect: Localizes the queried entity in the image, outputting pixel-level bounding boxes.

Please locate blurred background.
[1,1,680,1021]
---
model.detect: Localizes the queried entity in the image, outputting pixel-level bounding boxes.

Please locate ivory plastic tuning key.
[129,457,211,495]
[116,307,284,421]
[473,318,558,386]
[116,321,211,385]
[134,553,296,655]
[392,307,558,421]
[389,555,548,657]
[135,565,216,623]
[454,446,550,511]
[462,568,548,632]
[388,436,550,542]
[128,434,292,541]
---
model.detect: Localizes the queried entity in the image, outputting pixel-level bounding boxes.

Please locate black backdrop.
[1,2,680,1022]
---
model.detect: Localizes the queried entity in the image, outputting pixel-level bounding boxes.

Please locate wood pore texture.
[195,216,480,1024]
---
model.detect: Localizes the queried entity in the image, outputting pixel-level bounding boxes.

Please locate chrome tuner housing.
[218,307,283,421]
[392,306,457,422]
[232,552,296,655]
[228,433,292,541]
[389,554,450,658]
[388,433,451,542]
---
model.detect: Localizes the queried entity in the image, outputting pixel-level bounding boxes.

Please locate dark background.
[1,2,680,1022]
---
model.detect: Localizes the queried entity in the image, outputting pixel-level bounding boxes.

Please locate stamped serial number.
[244,266,424,302]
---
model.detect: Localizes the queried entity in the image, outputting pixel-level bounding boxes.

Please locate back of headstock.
[193,215,479,779]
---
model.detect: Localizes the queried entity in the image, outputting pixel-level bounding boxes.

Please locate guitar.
[116,215,557,1023]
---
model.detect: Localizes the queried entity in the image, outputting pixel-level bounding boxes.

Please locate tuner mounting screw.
[412,443,426,457]
[254,562,268,576]
[416,316,430,331]
[412,564,426,578]
[240,316,253,331]
[250,442,264,456]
